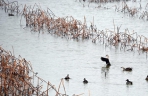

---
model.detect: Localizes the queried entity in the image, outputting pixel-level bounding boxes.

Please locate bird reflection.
[101,65,110,78]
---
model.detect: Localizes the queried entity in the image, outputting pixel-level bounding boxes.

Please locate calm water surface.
[0,0,148,96]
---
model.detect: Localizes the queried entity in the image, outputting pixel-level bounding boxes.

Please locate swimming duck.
[121,67,132,71]
[83,78,88,84]
[145,75,148,81]
[101,55,111,66]
[64,74,70,80]
[8,13,14,16]
[126,79,133,85]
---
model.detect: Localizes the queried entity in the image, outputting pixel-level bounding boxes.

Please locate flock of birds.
[64,74,88,84]
[101,55,148,85]
[64,55,148,85]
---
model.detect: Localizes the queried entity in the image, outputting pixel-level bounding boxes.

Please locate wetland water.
[0,0,148,95]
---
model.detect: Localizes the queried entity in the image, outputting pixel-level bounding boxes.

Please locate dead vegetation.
[0,0,148,95]
[1,0,148,55]
[77,0,148,21]
[0,46,78,95]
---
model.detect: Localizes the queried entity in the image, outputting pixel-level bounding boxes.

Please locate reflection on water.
[101,65,110,79]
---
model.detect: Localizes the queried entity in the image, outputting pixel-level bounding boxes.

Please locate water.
[0,0,148,96]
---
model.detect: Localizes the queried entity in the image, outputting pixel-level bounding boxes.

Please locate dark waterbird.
[8,13,14,16]
[64,74,70,80]
[145,75,148,81]
[101,55,111,66]
[83,78,88,84]
[121,67,132,71]
[126,79,133,85]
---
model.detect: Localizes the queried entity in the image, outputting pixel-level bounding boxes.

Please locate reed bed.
[115,1,148,21]
[0,46,75,96]
[0,0,148,56]
[0,0,148,95]
[77,0,148,21]
[77,0,128,3]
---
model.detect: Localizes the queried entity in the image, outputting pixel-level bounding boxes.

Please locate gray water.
[0,0,148,96]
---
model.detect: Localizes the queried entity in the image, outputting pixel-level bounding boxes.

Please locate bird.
[121,67,132,71]
[145,75,148,81]
[83,78,88,84]
[35,72,38,75]
[101,55,111,66]
[126,79,133,85]
[64,74,70,80]
[8,13,14,16]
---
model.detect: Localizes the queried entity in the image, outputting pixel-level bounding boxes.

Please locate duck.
[83,78,88,84]
[145,75,148,81]
[126,79,133,85]
[121,67,132,71]
[8,13,14,16]
[35,72,38,75]
[101,55,111,66]
[64,74,70,80]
